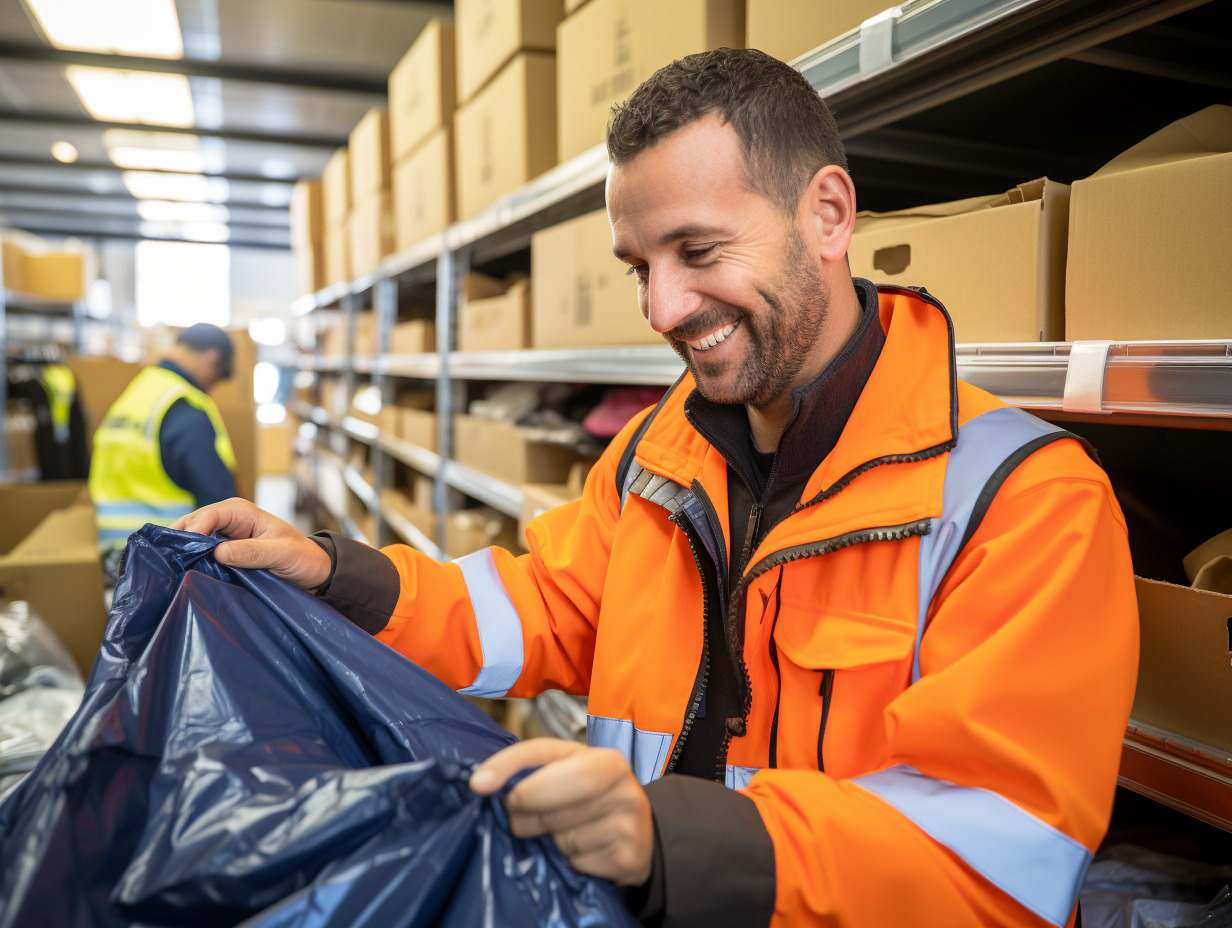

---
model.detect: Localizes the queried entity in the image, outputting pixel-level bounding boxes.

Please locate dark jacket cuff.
[308,530,400,635]
[644,775,776,928]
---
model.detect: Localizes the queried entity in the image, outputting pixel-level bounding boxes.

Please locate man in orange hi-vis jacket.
[176,48,1138,928]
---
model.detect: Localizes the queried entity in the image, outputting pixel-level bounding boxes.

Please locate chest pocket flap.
[776,605,917,670]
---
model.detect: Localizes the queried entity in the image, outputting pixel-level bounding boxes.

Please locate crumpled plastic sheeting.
[0,602,84,799]
[0,525,637,928]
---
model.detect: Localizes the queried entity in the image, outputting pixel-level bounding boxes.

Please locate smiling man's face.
[607,114,833,410]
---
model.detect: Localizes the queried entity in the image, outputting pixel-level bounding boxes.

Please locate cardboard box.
[65,356,142,435]
[380,487,439,543]
[1132,576,1232,753]
[459,277,532,351]
[531,208,653,347]
[351,312,378,357]
[454,414,590,485]
[565,0,591,11]
[1066,106,1232,340]
[291,179,324,247]
[21,251,85,302]
[294,240,325,296]
[518,481,578,535]
[399,408,439,452]
[322,147,351,225]
[454,52,558,219]
[349,108,392,202]
[258,422,294,475]
[391,319,437,354]
[321,321,346,360]
[216,400,258,502]
[557,0,744,162]
[325,222,351,286]
[390,20,457,161]
[445,506,521,557]
[349,189,396,279]
[0,481,105,677]
[746,0,884,64]
[412,472,436,513]
[1,236,24,292]
[393,127,456,250]
[455,0,562,103]
[848,178,1070,343]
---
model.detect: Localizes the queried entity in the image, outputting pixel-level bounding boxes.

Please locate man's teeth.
[689,323,736,351]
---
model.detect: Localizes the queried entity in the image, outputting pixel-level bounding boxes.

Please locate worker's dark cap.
[176,323,234,380]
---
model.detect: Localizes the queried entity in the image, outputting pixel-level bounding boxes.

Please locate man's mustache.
[666,304,746,343]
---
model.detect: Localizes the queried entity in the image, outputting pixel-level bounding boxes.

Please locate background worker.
[175,50,1138,928]
[91,323,237,578]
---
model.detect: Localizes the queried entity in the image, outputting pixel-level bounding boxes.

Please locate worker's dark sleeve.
[159,398,237,505]
[641,775,776,927]
[307,531,400,633]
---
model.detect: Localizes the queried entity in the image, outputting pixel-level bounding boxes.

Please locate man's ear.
[800,165,856,265]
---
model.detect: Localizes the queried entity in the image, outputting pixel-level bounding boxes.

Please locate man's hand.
[172,498,331,591]
[469,738,653,887]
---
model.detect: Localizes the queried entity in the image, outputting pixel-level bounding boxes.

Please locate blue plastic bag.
[0,525,636,928]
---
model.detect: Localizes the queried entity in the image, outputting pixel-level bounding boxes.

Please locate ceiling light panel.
[24,0,184,58]
[66,66,195,127]
[136,200,230,224]
[123,171,229,202]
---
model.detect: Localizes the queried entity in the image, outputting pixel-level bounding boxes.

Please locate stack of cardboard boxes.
[556,0,745,162]
[1,231,90,301]
[453,0,561,219]
[290,180,326,296]
[746,0,885,65]
[322,148,351,287]
[390,20,458,249]
[348,109,396,279]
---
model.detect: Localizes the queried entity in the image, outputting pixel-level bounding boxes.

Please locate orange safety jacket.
[343,286,1138,927]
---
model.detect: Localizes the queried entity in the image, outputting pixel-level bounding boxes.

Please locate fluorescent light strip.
[66,66,195,128]
[24,0,184,58]
[123,171,229,203]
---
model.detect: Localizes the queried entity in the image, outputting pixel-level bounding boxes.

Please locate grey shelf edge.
[442,461,523,519]
[341,464,378,513]
[379,353,444,379]
[447,346,684,385]
[377,432,442,476]
[298,450,372,546]
[956,340,1232,418]
[382,509,444,561]
[795,0,1039,97]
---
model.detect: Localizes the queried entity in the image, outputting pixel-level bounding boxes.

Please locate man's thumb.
[214,538,270,569]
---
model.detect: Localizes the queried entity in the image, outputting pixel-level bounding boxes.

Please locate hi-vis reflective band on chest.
[447,405,1088,927]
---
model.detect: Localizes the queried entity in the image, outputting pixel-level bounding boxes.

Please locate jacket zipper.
[816,669,835,773]
[663,510,715,776]
[766,567,784,768]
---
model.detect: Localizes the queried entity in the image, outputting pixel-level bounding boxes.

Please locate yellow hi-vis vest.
[89,365,236,551]
[37,364,76,444]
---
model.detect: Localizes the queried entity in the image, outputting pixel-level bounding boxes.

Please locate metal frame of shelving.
[286,0,1232,830]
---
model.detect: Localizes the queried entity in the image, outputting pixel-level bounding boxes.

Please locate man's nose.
[645,266,703,334]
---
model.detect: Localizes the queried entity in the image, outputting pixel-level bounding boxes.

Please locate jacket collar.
[633,284,959,500]
[157,359,204,393]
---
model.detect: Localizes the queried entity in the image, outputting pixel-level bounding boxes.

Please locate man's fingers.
[505,746,628,812]
[214,538,279,569]
[468,738,585,795]
[174,499,263,540]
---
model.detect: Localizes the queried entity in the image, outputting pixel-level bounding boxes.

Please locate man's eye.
[626,264,649,281]
[684,245,716,261]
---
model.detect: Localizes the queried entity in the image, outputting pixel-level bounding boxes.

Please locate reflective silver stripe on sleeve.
[586,715,673,784]
[725,765,761,790]
[852,764,1091,926]
[914,407,1063,683]
[453,549,525,698]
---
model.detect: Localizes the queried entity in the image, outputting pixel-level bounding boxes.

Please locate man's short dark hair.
[606,47,848,215]
[176,323,235,380]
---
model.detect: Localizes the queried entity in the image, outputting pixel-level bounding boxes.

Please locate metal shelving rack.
[288,0,1232,833]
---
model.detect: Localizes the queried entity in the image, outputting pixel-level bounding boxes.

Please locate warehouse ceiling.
[0,0,450,249]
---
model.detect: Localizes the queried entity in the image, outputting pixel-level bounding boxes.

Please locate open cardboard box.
[1131,576,1232,754]
[849,178,1069,343]
[1066,105,1232,340]
[0,481,106,677]
[453,414,593,487]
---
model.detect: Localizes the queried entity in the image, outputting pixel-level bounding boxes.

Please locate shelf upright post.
[372,275,398,548]
[434,243,469,557]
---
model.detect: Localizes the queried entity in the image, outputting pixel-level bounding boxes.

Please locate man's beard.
[666,229,829,408]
